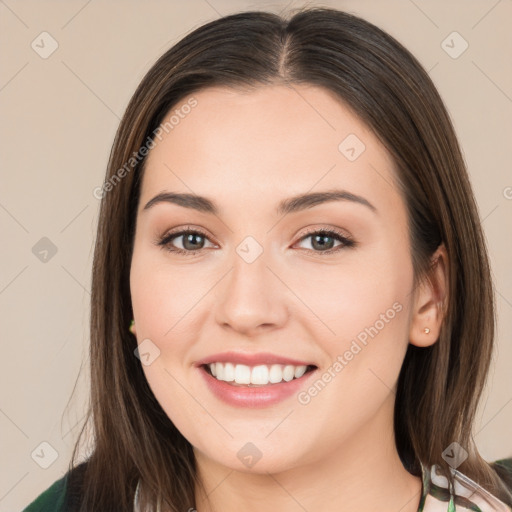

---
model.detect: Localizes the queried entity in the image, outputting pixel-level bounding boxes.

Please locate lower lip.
[198,365,317,408]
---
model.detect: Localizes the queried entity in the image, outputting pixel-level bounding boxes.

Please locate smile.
[205,362,315,386]
[198,362,318,408]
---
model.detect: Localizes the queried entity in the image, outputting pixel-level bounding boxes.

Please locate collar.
[418,462,511,511]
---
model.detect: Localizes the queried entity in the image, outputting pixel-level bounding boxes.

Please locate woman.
[23,6,512,512]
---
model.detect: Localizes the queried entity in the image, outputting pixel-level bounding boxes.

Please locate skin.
[129,84,448,512]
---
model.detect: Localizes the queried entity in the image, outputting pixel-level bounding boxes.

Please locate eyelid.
[293,226,355,252]
[155,225,216,252]
[296,225,352,242]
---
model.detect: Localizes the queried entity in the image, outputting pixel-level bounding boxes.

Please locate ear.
[409,244,449,347]
[129,320,137,336]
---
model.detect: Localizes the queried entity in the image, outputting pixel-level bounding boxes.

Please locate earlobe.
[409,244,449,348]
[129,319,137,336]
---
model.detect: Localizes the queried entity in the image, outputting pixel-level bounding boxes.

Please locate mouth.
[202,362,317,387]
[199,362,318,407]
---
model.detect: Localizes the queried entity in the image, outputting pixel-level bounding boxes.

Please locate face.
[130,84,417,475]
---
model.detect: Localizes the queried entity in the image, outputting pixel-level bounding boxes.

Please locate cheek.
[140,358,215,456]
[289,240,413,345]
[129,243,214,369]
[130,252,208,442]
[130,244,209,341]
[293,238,413,396]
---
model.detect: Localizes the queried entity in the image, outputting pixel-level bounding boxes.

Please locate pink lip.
[197,364,318,408]
[194,351,315,367]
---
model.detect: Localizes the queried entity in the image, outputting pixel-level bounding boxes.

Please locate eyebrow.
[142,189,377,216]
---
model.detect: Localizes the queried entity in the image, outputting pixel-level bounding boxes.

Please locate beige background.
[1,0,511,510]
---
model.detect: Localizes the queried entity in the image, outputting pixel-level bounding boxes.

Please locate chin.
[193,437,311,476]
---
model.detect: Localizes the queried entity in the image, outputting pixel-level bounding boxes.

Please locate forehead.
[138,84,401,218]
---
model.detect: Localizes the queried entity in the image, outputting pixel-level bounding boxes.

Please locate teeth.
[223,362,235,381]
[250,365,269,385]
[294,365,307,379]
[234,364,251,384]
[207,363,309,385]
[269,364,283,383]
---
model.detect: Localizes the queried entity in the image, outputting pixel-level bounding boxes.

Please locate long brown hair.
[66,7,512,510]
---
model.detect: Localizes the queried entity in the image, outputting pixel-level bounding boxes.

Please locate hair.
[64,6,512,511]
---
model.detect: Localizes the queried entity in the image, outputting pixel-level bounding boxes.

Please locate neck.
[193,396,423,512]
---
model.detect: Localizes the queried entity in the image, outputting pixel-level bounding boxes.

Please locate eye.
[294,227,356,254]
[156,227,216,256]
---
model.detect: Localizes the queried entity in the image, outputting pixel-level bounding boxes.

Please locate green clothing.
[23,471,67,512]
[23,458,512,511]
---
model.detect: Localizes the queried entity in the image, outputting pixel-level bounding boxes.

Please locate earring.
[424,327,430,334]
[129,319,136,334]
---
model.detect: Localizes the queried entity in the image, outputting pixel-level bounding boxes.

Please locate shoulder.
[22,473,67,512]
[491,456,512,492]
[22,461,88,512]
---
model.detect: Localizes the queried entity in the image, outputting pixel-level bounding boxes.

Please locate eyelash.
[156,226,356,256]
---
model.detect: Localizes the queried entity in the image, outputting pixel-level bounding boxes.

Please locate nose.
[214,249,289,336]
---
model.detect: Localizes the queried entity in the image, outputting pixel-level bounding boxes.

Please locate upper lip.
[195,351,316,367]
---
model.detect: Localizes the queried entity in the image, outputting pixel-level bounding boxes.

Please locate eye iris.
[311,233,335,251]
[183,233,204,250]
